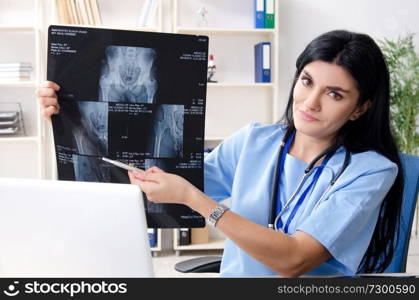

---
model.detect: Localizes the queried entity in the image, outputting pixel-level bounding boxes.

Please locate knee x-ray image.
[73,154,111,182]
[73,101,108,157]
[147,105,184,158]
[99,46,157,103]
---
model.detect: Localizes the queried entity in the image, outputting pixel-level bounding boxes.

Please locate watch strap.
[208,203,230,227]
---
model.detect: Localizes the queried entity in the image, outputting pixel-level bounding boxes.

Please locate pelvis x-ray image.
[147,105,184,158]
[73,101,108,157]
[73,154,111,182]
[99,46,157,103]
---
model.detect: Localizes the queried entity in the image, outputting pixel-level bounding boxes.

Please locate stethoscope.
[268,128,351,232]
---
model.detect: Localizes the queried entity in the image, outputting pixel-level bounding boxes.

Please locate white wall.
[276,0,419,118]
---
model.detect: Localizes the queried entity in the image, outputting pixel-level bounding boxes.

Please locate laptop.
[0,178,154,277]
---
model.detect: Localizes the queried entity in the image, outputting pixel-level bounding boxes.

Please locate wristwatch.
[208,203,230,227]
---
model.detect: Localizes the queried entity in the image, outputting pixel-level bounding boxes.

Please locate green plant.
[379,34,419,155]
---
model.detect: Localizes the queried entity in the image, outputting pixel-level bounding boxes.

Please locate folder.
[254,42,271,83]
[265,0,275,28]
[147,228,157,247]
[254,0,265,28]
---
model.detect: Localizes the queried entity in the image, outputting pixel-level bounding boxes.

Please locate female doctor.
[37,30,403,277]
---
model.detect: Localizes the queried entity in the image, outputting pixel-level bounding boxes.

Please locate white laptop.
[0,178,154,277]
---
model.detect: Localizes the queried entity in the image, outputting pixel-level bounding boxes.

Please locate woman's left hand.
[128,166,201,206]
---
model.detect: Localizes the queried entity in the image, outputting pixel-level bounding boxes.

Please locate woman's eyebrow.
[302,70,350,93]
[301,70,312,79]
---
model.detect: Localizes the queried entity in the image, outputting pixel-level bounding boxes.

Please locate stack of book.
[254,0,275,29]
[0,62,32,82]
[55,0,102,25]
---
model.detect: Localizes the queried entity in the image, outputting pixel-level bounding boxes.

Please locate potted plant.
[379,34,419,155]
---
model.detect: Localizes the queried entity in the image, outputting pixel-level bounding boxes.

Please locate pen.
[101,157,143,172]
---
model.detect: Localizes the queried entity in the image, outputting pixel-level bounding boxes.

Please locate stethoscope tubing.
[268,128,351,231]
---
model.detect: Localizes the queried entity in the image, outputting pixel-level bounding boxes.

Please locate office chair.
[175,153,419,274]
[383,153,419,273]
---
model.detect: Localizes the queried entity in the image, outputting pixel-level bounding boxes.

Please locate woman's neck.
[288,131,336,164]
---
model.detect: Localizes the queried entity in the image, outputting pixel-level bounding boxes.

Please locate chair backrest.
[384,153,419,273]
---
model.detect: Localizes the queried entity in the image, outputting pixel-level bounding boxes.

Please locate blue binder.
[254,0,265,28]
[147,228,157,247]
[254,42,271,82]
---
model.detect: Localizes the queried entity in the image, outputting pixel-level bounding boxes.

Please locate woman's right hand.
[36,81,61,121]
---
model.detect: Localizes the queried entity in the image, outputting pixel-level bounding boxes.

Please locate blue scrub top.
[204,122,398,277]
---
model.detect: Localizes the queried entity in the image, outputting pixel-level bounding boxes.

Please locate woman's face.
[293,60,369,141]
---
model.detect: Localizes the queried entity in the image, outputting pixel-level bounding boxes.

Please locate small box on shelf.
[179,228,191,246]
[191,226,209,244]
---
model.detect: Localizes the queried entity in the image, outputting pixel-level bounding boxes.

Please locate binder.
[147,228,157,248]
[179,228,191,245]
[254,0,265,28]
[254,42,271,82]
[265,0,275,28]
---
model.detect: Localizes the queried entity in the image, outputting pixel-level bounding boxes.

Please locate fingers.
[136,181,155,197]
[42,106,59,120]
[37,82,61,120]
[36,87,58,98]
[147,166,164,173]
[132,170,161,183]
[40,80,60,91]
[39,97,60,109]
[128,172,158,201]
[128,169,146,182]
[128,170,137,184]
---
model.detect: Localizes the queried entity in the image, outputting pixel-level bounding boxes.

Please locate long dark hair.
[282,30,404,273]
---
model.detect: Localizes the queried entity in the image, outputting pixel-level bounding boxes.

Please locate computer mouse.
[174,256,222,273]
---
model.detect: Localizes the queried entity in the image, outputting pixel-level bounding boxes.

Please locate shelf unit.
[0,0,43,179]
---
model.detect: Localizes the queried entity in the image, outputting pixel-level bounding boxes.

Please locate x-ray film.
[47,25,208,228]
